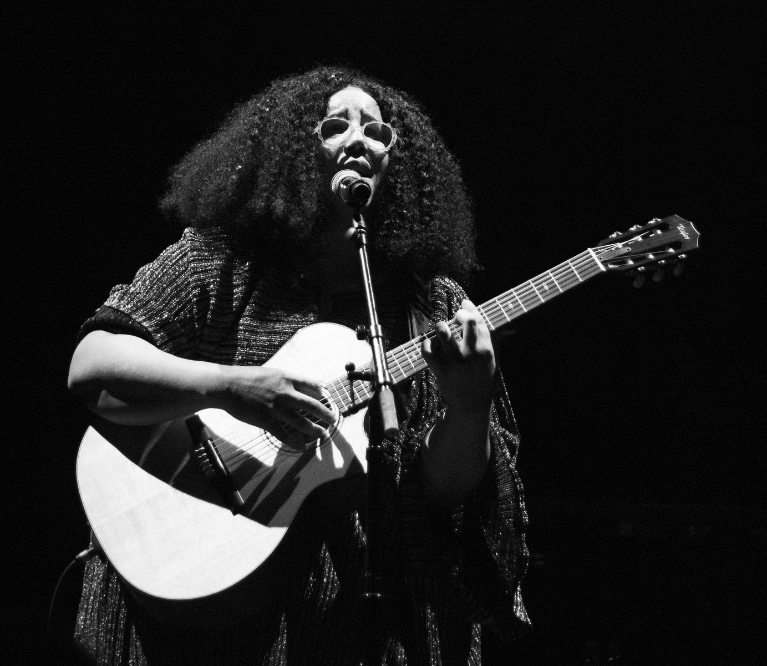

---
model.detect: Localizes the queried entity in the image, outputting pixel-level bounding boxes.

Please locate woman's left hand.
[421,299,496,416]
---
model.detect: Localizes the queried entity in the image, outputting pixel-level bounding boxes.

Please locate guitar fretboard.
[324,248,605,416]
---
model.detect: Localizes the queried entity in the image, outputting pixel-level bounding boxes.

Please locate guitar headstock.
[593,215,699,285]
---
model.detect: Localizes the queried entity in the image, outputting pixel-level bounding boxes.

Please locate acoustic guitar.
[76,215,699,624]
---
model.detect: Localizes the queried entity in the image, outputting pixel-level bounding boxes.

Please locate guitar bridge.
[186,414,245,515]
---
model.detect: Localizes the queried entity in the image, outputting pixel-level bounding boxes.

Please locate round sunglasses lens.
[363,122,393,149]
[320,118,350,142]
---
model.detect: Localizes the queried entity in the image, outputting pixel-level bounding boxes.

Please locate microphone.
[331,170,372,206]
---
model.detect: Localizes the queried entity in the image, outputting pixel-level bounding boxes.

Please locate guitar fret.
[534,274,557,299]
[567,259,584,281]
[478,306,495,331]
[494,297,513,320]
[495,296,510,321]
[548,270,563,292]
[391,344,414,380]
[347,372,370,409]
[390,352,405,379]
[554,263,576,288]
[336,380,353,412]
[519,283,538,308]
[327,383,343,410]
[408,344,421,369]
[334,377,352,411]
[514,290,528,312]
[530,281,545,303]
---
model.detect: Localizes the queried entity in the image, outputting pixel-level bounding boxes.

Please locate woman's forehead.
[326,86,381,118]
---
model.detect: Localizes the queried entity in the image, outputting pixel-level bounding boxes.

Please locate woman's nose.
[344,125,366,155]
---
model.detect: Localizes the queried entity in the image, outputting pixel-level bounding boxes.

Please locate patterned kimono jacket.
[73,227,529,665]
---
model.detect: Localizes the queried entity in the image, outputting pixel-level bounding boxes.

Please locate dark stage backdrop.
[7,3,765,665]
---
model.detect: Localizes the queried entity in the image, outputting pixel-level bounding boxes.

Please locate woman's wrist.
[441,400,493,435]
[421,404,492,506]
[205,363,246,412]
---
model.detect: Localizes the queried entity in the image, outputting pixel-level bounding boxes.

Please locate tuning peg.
[673,253,689,276]
[653,268,665,282]
[609,231,622,238]
[633,274,646,288]
[629,225,641,231]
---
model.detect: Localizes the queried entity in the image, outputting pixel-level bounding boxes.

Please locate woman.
[69,66,529,665]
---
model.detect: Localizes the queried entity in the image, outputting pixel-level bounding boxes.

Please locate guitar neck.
[325,248,605,414]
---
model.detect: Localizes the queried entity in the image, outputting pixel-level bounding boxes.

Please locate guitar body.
[76,323,374,624]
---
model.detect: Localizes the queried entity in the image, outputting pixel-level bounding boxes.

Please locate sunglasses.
[313,117,397,152]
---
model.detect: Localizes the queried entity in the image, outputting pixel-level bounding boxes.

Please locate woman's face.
[318,86,390,206]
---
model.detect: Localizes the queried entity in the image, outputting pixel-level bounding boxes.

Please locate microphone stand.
[346,204,399,666]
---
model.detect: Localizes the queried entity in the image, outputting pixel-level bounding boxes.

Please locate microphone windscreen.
[331,169,362,194]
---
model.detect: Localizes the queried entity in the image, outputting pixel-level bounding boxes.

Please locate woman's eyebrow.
[325,106,379,122]
[326,106,350,118]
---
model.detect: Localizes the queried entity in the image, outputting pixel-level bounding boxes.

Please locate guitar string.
[214,297,593,471]
[209,256,601,468]
[210,230,696,491]
[202,254,602,471]
[203,252,603,471]
[343,253,601,390]
[208,240,676,497]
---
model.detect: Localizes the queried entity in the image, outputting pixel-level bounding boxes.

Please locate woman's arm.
[68,330,335,443]
[420,300,496,507]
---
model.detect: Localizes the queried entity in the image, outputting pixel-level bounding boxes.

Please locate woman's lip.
[339,161,372,176]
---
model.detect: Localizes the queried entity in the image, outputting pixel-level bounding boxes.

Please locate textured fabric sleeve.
[392,276,530,642]
[78,229,202,357]
[450,371,530,640]
[439,276,530,639]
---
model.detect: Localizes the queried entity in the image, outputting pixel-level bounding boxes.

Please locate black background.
[6,2,765,664]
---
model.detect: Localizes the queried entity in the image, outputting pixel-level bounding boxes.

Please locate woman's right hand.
[218,365,336,447]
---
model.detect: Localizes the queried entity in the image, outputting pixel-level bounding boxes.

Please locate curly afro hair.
[159,65,479,282]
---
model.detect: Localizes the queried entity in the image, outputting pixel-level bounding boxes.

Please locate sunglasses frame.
[313,117,398,152]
